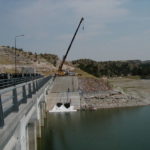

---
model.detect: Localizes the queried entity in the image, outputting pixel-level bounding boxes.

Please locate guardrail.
[0,76,51,127]
[0,74,43,89]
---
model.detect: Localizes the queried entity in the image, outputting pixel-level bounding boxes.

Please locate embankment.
[79,77,150,110]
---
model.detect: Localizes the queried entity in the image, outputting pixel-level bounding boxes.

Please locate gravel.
[79,78,150,110]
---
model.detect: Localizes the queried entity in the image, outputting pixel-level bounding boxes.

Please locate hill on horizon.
[1,45,150,78]
[72,58,150,78]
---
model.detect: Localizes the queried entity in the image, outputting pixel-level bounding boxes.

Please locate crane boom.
[58,17,84,72]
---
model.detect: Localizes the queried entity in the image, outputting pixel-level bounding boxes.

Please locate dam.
[0,76,81,150]
[1,76,150,150]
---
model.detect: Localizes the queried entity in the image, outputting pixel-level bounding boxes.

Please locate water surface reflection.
[38,107,150,150]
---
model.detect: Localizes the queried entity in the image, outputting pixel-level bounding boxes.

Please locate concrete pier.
[28,121,37,150]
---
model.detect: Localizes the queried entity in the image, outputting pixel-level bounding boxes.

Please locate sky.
[0,0,150,61]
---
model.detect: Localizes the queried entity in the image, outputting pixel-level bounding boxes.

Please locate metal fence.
[0,74,43,89]
[0,76,51,127]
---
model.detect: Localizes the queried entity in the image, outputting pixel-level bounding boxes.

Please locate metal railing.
[0,76,51,127]
[0,74,43,89]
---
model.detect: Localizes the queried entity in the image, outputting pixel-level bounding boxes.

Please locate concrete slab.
[47,76,80,111]
[51,76,79,93]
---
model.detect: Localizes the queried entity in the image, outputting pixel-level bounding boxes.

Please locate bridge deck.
[0,76,51,150]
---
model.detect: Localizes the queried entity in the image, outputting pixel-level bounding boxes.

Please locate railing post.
[22,85,27,103]
[13,78,16,86]
[36,80,38,91]
[0,95,4,127]
[28,83,32,98]
[13,88,19,112]
[46,90,48,95]
[39,80,41,89]
[33,81,36,94]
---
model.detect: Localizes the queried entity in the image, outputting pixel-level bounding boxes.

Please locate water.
[38,106,150,150]
[49,105,77,112]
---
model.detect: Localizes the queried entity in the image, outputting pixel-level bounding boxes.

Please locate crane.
[57,17,84,75]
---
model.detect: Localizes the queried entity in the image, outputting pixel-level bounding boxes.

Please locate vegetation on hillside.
[39,53,58,66]
[0,46,59,74]
[0,46,59,65]
[72,59,150,78]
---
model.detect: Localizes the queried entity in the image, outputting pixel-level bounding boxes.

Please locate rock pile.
[78,77,111,92]
[81,90,143,110]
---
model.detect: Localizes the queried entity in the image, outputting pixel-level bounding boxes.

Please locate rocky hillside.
[79,77,111,92]
[0,46,74,75]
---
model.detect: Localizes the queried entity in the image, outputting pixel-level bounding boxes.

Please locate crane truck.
[56,17,84,76]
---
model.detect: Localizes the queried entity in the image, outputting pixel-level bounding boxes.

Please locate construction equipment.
[57,17,84,76]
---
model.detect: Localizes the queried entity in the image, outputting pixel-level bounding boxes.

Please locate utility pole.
[14,35,24,75]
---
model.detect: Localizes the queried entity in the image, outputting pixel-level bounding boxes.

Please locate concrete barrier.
[0,76,54,150]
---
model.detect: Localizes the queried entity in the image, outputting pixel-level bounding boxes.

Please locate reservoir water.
[38,106,150,150]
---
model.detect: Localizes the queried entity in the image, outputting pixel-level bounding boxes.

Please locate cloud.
[68,0,128,17]
[0,0,130,59]
[12,0,129,37]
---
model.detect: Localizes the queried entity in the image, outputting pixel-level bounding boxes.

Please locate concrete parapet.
[0,77,53,150]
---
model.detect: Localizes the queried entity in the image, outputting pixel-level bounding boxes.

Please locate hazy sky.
[0,0,150,61]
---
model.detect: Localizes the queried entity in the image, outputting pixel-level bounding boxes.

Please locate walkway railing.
[0,74,43,89]
[0,76,51,127]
